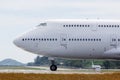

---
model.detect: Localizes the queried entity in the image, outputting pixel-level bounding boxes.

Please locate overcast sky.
[0,0,120,63]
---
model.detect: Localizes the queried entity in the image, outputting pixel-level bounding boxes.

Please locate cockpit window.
[37,23,47,26]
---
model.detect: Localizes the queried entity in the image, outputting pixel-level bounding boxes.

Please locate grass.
[0,66,45,70]
[0,73,119,80]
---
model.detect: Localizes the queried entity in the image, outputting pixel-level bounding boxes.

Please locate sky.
[0,0,120,63]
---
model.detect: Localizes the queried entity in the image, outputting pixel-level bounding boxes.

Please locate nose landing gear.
[49,57,57,71]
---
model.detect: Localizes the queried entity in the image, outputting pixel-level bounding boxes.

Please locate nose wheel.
[49,59,57,71]
[50,64,57,71]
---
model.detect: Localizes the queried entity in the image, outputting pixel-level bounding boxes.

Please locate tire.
[50,65,57,71]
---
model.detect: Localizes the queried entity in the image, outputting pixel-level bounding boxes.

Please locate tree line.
[27,56,120,69]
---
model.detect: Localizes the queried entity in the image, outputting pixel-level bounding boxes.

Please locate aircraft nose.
[13,37,21,47]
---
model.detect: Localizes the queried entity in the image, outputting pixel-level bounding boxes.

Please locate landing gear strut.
[49,58,57,71]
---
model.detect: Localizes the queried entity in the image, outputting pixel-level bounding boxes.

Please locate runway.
[0,66,119,74]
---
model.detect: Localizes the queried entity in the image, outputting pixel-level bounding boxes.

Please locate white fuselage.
[13,19,120,60]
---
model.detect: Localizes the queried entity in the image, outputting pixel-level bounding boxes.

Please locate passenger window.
[33,38,35,41]
[44,39,46,41]
[50,39,52,41]
[55,38,57,41]
[99,39,101,41]
[72,39,74,41]
[74,39,76,41]
[63,39,66,41]
[96,39,98,41]
[88,39,90,41]
[118,39,120,41]
[41,38,43,41]
[53,39,54,41]
[91,39,93,41]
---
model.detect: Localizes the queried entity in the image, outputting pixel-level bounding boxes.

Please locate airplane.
[91,61,101,71]
[13,19,120,71]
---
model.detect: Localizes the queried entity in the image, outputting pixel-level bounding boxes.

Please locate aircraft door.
[91,22,97,31]
[60,34,67,49]
[110,34,117,47]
